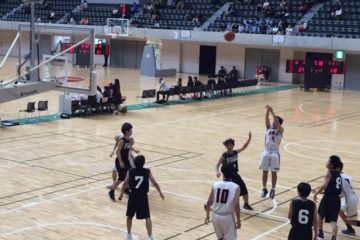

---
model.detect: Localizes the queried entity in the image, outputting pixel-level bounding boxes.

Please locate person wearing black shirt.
[314,155,342,240]
[108,123,139,201]
[229,66,239,82]
[217,66,227,77]
[215,132,254,210]
[119,155,164,240]
[288,182,317,240]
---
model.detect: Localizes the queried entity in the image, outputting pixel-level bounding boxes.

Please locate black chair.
[36,100,48,117]
[136,89,156,104]
[19,102,36,118]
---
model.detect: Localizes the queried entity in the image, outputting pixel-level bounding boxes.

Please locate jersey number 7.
[135,176,144,189]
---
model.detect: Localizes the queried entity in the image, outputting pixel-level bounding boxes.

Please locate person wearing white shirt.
[156,78,170,102]
[339,162,360,236]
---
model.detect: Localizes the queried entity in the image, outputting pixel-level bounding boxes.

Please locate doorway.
[199,45,216,75]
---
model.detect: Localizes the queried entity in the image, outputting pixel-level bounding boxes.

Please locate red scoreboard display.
[286,60,346,74]
[60,43,110,55]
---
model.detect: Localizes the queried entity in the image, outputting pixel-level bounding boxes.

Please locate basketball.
[224,31,235,42]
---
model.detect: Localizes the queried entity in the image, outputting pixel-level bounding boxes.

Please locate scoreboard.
[286,60,346,74]
[60,43,110,55]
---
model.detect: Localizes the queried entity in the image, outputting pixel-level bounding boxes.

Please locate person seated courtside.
[175,78,186,100]
[194,76,204,99]
[156,78,170,103]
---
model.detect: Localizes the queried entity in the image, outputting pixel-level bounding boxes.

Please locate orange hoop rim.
[57,76,86,82]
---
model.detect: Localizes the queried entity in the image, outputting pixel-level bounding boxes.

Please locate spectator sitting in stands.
[285,24,293,35]
[154,20,160,28]
[184,12,193,21]
[226,3,236,16]
[298,21,306,32]
[131,2,138,16]
[80,16,89,25]
[112,7,119,17]
[80,0,88,12]
[43,0,50,10]
[192,15,200,24]
[279,0,287,8]
[156,78,170,102]
[299,1,308,15]
[232,22,239,32]
[218,66,227,77]
[329,5,336,19]
[69,17,76,24]
[48,11,56,21]
[335,6,342,20]
[151,9,160,20]
[262,0,270,10]
[238,23,245,33]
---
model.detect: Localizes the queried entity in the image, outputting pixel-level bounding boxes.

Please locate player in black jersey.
[215,132,253,210]
[108,122,139,201]
[288,182,317,240]
[119,155,164,240]
[314,155,342,240]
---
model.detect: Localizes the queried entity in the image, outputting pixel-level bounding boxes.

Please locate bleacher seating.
[72,3,121,26]
[132,0,221,30]
[207,0,305,33]
[303,1,360,38]
[0,0,360,38]
[0,0,22,19]
[5,0,79,23]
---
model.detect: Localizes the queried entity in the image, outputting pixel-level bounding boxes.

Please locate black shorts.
[115,157,129,181]
[318,195,341,223]
[232,174,248,196]
[288,227,312,240]
[126,193,150,219]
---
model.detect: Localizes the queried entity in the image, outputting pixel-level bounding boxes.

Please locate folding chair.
[36,100,48,118]
[19,102,36,119]
[136,90,149,104]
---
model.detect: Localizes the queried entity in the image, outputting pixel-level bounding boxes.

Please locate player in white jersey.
[338,161,360,236]
[205,164,241,240]
[259,105,284,199]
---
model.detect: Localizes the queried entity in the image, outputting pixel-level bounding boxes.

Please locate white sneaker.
[126,233,132,240]
[106,184,112,189]
[148,236,154,240]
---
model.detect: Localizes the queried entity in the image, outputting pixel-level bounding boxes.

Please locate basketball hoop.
[104,18,130,38]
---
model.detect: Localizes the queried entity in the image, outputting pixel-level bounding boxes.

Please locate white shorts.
[112,164,116,171]
[259,151,280,172]
[212,213,236,240]
[341,196,359,220]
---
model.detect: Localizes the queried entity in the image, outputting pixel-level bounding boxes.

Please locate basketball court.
[0,53,359,239]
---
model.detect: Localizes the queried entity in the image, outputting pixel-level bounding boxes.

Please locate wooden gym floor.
[0,58,359,240]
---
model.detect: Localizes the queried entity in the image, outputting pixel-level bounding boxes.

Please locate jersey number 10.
[216,188,229,204]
